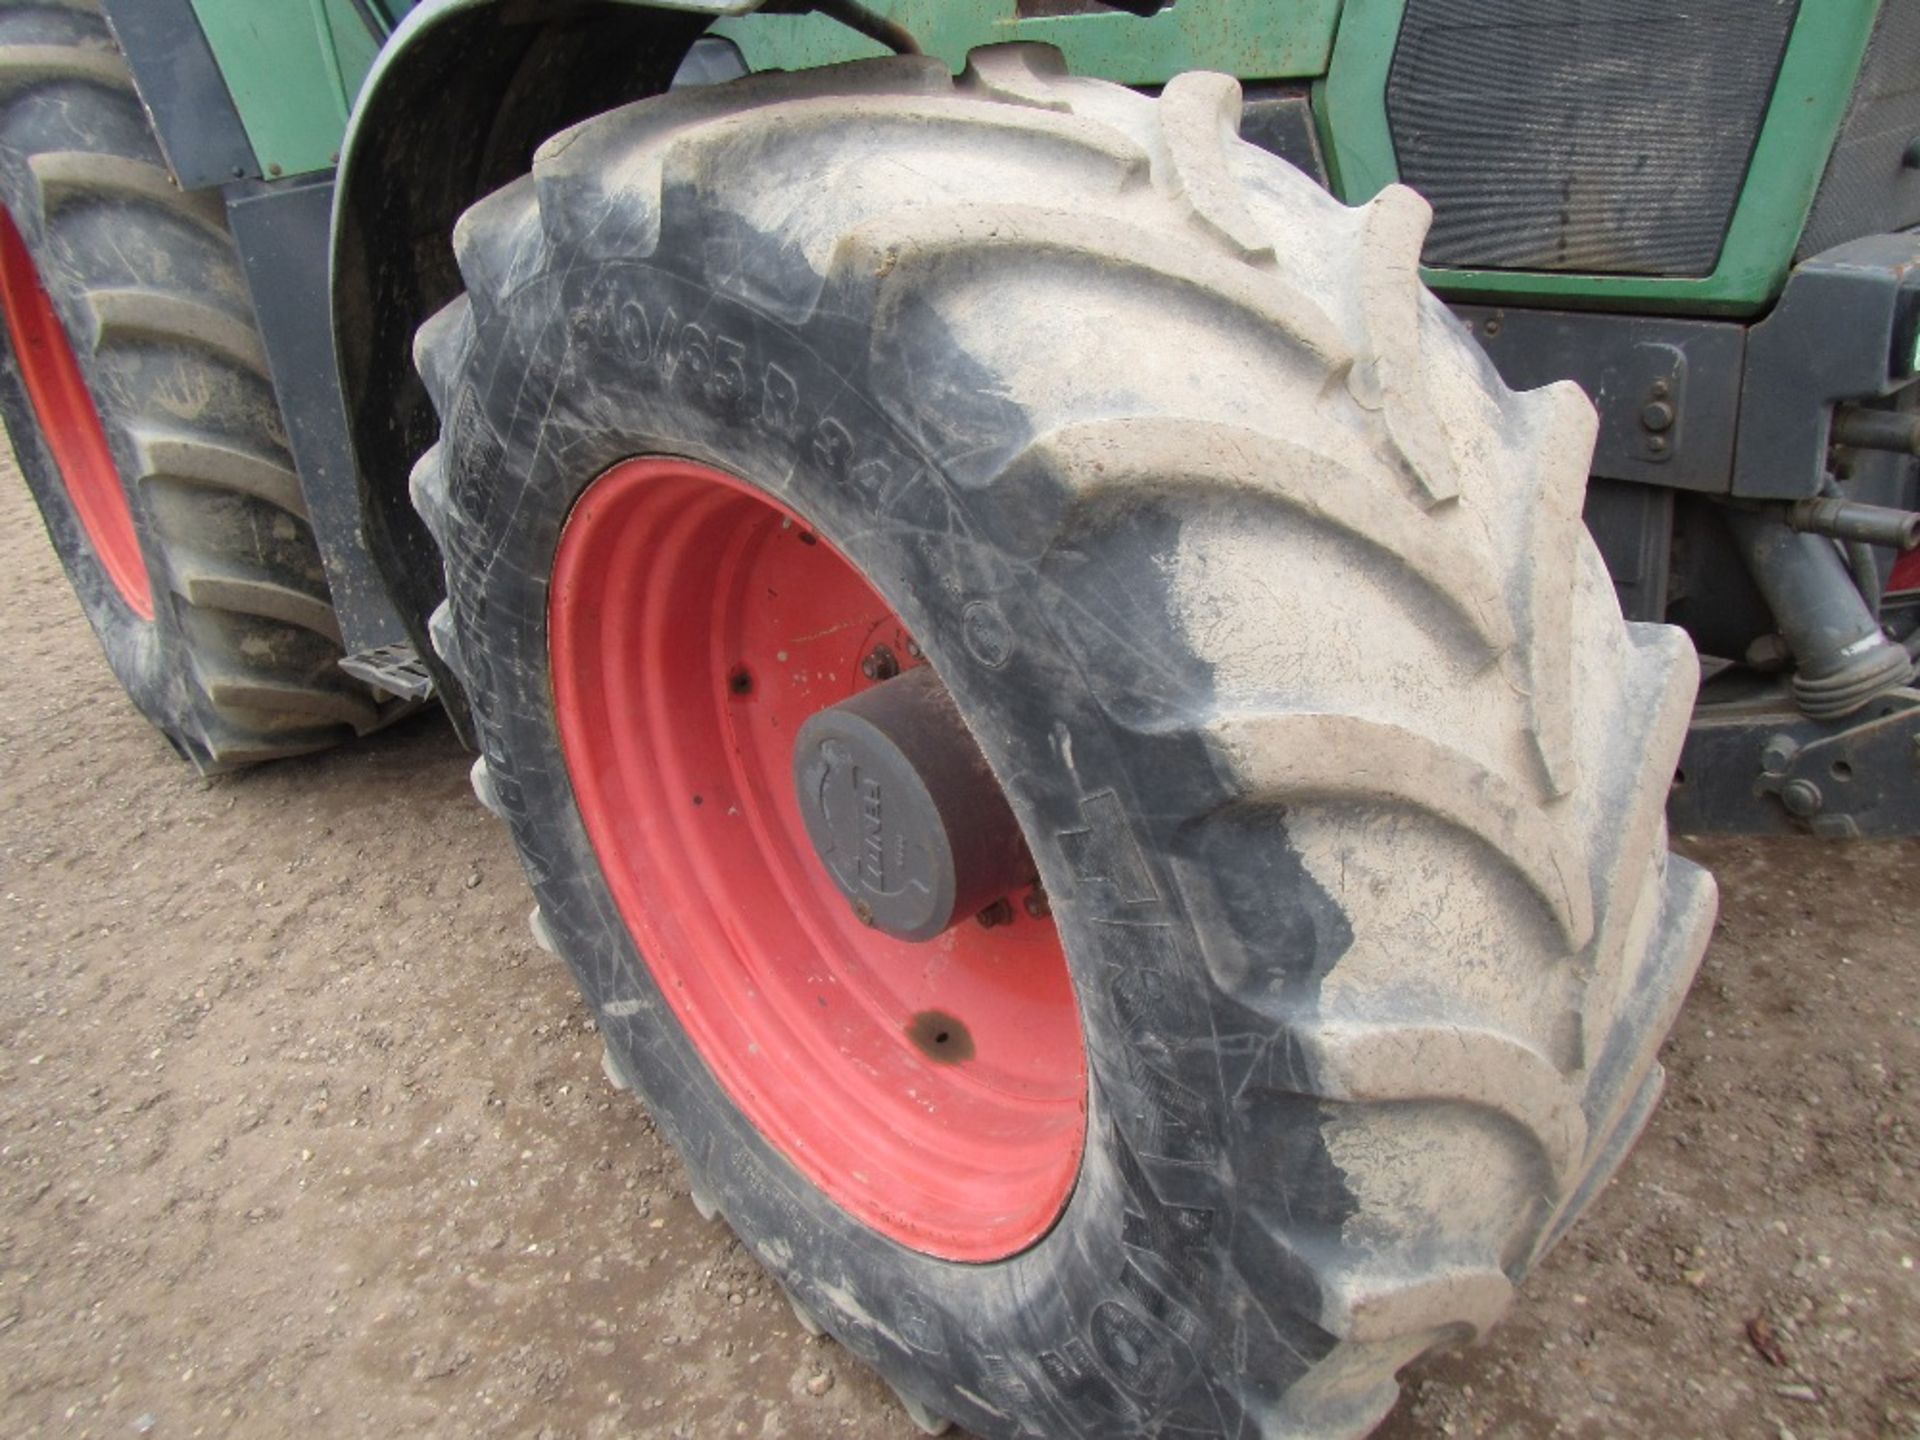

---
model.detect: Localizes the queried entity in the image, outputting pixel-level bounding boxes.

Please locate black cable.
[793,1,922,55]
[1850,538,1885,620]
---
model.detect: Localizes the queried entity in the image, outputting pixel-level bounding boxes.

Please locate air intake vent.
[1388,0,1800,276]
[1798,0,1920,260]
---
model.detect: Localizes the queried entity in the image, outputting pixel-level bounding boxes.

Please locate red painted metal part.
[549,457,1086,1260]
[0,210,151,619]
[1890,547,1920,595]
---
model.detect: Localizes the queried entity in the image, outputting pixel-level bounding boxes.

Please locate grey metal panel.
[224,174,411,655]
[1732,231,1920,500]
[1582,479,1673,623]
[100,0,259,189]
[1450,304,1747,493]
[1237,85,1328,188]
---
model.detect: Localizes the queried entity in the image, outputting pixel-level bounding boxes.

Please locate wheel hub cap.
[794,665,1034,942]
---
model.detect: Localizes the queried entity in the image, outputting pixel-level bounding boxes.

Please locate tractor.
[1,1,1914,1435]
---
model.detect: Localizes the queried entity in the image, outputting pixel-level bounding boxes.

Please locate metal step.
[339,641,435,702]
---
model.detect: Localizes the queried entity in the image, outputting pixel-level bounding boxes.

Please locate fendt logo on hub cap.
[801,735,935,911]
[856,772,890,894]
[792,665,1033,943]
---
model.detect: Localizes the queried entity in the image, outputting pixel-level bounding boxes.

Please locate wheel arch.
[329,0,749,729]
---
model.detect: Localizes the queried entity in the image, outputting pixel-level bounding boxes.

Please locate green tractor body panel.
[186,0,387,177]
[712,0,1342,83]
[205,0,1888,316]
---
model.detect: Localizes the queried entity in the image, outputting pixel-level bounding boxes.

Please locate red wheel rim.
[0,210,151,619]
[550,457,1086,1260]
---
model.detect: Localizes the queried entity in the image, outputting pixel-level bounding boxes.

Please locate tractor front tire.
[0,1,388,769]
[417,47,1716,1438]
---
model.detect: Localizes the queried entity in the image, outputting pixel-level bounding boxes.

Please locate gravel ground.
[1,460,1915,1439]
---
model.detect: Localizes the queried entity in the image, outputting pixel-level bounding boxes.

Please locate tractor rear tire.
[0,0,390,769]
[417,48,1716,1438]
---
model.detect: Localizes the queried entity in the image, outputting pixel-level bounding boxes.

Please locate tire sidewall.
[443,247,1341,1432]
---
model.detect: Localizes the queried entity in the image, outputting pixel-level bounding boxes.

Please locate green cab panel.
[1317,0,1882,316]
[716,0,1342,83]
[187,0,390,176]
[209,0,1339,180]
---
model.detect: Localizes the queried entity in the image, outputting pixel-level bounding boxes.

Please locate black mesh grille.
[1387,0,1800,276]
[1799,0,1920,260]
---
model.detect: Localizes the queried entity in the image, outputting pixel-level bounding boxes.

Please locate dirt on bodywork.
[0,462,1915,1439]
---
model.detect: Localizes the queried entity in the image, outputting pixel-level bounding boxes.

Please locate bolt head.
[1641,400,1676,432]
[1780,778,1824,817]
[1761,735,1797,775]
[975,898,1014,929]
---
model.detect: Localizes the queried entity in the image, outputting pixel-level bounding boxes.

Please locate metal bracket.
[1671,688,1920,836]
[1752,693,1920,837]
[100,0,258,188]
[226,173,414,656]
[1632,346,1683,466]
[1732,231,1920,500]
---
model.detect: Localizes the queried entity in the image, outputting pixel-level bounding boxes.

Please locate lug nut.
[975,898,1015,929]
